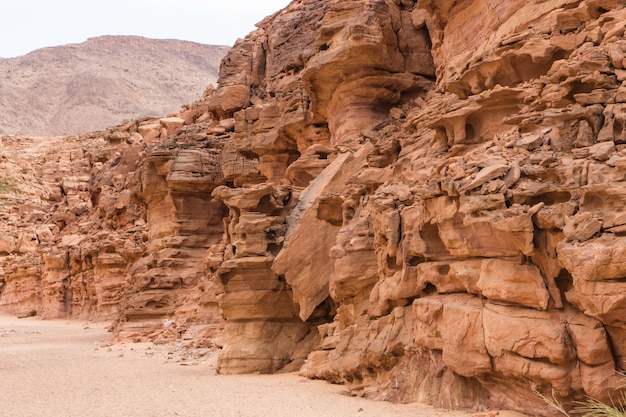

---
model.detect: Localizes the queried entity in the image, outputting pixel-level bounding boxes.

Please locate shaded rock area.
[3,0,626,415]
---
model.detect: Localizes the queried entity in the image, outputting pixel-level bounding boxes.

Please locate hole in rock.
[569,81,595,96]
[614,117,625,139]
[104,245,117,253]
[256,194,278,214]
[343,207,356,222]
[287,150,300,166]
[424,27,433,50]
[83,255,93,269]
[372,98,393,116]
[555,268,574,296]
[526,191,572,206]
[284,62,303,73]
[309,297,336,321]
[407,256,425,266]
[465,123,476,143]
[91,187,101,207]
[389,342,405,357]
[423,282,437,295]
[387,255,400,271]
[418,223,451,258]
[508,50,568,86]
[267,242,280,256]
[239,150,259,160]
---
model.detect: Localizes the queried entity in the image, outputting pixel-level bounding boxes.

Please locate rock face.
[3,0,626,415]
[0,36,229,135]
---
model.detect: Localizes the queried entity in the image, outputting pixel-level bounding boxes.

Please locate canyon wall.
[2,0,626,415]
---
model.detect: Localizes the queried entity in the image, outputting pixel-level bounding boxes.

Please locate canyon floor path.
[0,315,520,417]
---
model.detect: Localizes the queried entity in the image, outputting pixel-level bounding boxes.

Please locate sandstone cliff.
[0,36,229,135]
[2,0,626,415]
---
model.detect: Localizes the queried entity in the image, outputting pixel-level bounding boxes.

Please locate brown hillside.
[0,36,229,135]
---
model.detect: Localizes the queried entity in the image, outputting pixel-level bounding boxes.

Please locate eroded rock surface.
[3,0,626,415]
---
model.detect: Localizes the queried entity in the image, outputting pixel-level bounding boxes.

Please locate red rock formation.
[4,0,626,415]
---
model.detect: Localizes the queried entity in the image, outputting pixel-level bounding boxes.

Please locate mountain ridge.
[0,35,229,135]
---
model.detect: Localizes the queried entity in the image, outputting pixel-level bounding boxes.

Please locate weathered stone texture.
[4,0,626,415]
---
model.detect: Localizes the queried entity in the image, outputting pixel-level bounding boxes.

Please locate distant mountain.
[0,36,229,135]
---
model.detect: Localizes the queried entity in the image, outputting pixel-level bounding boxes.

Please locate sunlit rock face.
[3,0,626,415]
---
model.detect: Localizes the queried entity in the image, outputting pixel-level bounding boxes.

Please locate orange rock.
[6,1,626,416]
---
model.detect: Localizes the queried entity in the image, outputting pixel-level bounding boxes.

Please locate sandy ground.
[0,315,527,417]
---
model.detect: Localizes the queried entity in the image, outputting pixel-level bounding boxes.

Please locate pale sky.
[0,0,293,58]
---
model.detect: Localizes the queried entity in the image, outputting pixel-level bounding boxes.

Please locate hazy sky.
[0,0,292,58]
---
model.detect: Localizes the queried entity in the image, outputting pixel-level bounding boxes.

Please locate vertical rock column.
[212,184,315,373]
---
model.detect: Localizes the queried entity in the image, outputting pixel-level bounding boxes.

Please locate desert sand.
[0,315,524,417]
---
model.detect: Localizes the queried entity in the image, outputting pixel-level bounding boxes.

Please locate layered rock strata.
[3,0,626,415]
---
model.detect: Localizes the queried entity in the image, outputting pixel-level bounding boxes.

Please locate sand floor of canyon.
[0,315,527,417]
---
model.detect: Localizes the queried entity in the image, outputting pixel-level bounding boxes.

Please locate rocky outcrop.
[0,116,227,344]
[3,0,626,415]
